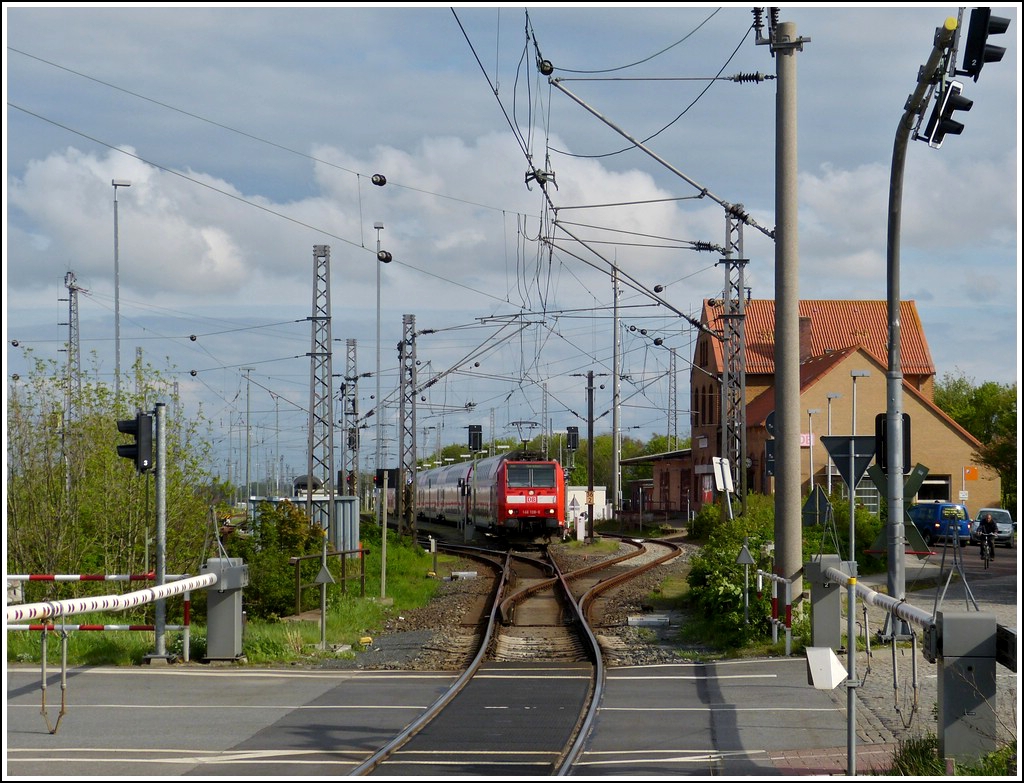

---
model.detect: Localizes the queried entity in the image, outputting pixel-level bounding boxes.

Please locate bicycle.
[980,532,995,569]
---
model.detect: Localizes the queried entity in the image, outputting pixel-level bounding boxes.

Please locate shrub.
[222,500,325,620]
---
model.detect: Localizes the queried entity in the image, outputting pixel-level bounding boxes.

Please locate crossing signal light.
[961,7,1010,81]
[923,79,972,149]
[116,412,153,473]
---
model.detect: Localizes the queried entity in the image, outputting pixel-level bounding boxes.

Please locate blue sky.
[4,3,1020,484]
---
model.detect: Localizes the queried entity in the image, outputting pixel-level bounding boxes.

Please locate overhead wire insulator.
[731,71,774,83]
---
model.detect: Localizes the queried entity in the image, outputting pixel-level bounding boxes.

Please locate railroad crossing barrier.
[807,559,1002,763]
[5,571,220,734]
[7,572,199,661]
[756,568,792,655]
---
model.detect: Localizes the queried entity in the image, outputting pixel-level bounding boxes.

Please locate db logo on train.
[526,496,537,503]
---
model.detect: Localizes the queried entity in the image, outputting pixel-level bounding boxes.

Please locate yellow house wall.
[799,355,1000,511]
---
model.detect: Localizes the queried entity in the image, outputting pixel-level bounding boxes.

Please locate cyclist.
[977,512,998,561]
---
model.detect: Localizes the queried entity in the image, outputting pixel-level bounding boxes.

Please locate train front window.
[507,464,556,488]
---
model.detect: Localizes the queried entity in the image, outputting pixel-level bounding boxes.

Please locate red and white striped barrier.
[5,572,216,624]
[756,569,793,655]
[8,623,187,632]
[9,572,160,582]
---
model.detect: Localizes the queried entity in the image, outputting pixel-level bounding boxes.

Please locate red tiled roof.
[743,347,981,449]
[745,346,865,426]
[704,300,935,377]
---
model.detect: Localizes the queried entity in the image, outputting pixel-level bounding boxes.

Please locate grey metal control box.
[202,558,249,660]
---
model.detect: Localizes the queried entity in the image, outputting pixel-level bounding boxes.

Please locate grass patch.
[884,733,1017,777]
[6,614,157,666]
[643,572,690,612]
[561,537,621,556]
[7,534,464,667]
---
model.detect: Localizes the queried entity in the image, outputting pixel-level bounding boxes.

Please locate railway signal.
[116,411,153,473]
[566,426,579,451]
[468,424,482,452]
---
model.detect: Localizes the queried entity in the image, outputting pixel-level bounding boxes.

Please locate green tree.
[6,350,216,599]
[933,370,1017,511]
[563,433,613,488]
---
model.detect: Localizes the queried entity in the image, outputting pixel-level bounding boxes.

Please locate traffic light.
[961,7,1010,81]
[116,412,153,473]
[567,426,579,451]
[468,424,482,452]
[922,79,972,149]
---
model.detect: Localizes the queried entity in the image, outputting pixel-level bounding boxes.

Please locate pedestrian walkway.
[770,742,899,776]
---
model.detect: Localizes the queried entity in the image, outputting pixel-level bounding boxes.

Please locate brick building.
[625,299,1001,518]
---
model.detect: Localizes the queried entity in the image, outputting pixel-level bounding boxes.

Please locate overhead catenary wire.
[10,12,738,467]
[457,5,740,401]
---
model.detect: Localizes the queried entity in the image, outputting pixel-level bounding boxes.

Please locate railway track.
[350,534,682,776]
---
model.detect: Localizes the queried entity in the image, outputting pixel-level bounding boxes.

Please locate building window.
[842,479,880,515]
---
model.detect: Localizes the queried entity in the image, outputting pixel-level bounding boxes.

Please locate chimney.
[799,316,812,362]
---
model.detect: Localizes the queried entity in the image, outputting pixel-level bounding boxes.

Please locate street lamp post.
[374,222,386,528]
[807,409,820,490]
[851,372,869,441]
[849,371,870,525]
[826,393,841,494]
[112,179,131,401]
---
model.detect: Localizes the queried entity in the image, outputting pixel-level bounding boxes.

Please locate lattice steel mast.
[306,245,337,544]
[719,208,749,512]
[396,313,417,536]
[342,338,360,500]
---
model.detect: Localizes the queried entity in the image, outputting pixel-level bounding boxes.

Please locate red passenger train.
[415,450,566,538]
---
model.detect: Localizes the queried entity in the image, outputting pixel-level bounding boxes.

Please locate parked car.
[972,508,1015,549]
[906,502,972,547]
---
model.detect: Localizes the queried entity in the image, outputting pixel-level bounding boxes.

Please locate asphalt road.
[5,658,852,778]
[6,543,1017,778]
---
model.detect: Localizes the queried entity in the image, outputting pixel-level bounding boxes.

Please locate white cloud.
[5,4,1019,476]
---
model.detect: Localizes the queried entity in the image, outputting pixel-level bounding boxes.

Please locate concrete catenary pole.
[772,20,809,602]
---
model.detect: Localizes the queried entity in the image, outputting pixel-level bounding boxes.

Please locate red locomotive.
[416,450,566,537]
